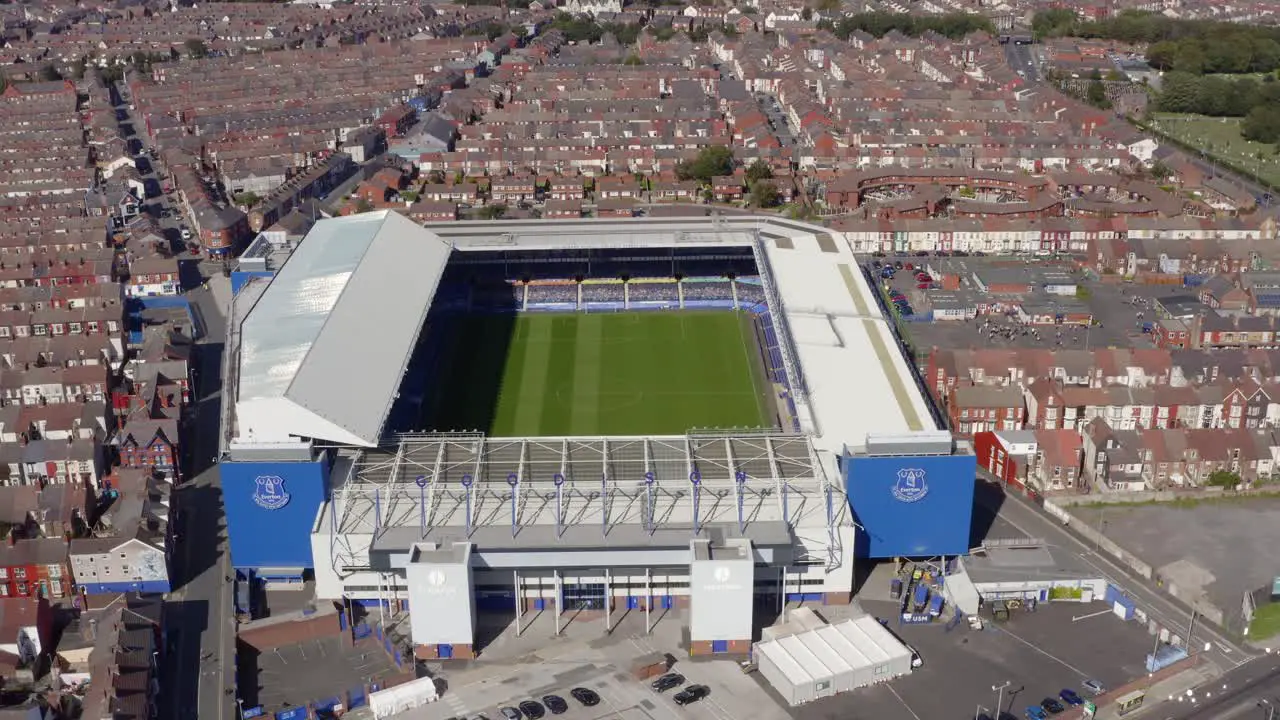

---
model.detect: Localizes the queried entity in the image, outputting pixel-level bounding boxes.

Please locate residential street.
[164,276,235,720]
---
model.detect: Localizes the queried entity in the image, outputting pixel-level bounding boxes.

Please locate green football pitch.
[421,311,774,436]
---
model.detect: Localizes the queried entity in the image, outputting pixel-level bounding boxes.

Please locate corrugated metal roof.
[238,211,451,446]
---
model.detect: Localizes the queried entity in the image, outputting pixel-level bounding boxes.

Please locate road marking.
[1073,610,1113,622]
[885,685,923,720]
[992,621,1092,679]
[996,497,1249,665]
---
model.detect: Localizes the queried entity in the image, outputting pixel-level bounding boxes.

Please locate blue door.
[438,644,453,659]
[661,595,674,609]
[627,596,640,610]
[712,640,728,653]
[533,598,546,611]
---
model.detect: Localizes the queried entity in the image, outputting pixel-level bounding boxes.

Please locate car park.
[651,673,685,692]
[518,700,545,719]
[542,696,567,715]
[1059,689,1082,706]
[1040,697,1065,714]
[672,685,710,706]
[499,708,521,720]
[569,688,600,707]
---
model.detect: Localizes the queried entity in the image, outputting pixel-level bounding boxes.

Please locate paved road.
[1154,652,1280,719]
[983,481,1253,671]
[111,83,234,720]
[1003,42,1041,82]
[171,279,235,720]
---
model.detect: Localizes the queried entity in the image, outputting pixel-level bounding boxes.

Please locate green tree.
[478,203,508,219]
[1085,76,1110,108]
[1243,104,1280,144]
[233,191,261,208]
[800,6,812,21]
[354,198,375,214]
[1206,470,1241,488]
[676,146,735,183]
[184,39,209,59]
[1146,40,1179,70]
[1031,8,1076,38]
[749,181,779,208]
[745,160,773,184]
[38,64,63,82]
[623,53,644,65]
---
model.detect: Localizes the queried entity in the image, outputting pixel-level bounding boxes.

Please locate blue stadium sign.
[891,468,929,503]
[252,475,291,510]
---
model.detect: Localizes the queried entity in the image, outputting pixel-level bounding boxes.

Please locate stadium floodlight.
[644,472,656,535]
[553,473,566,538]
[461,473,474,537]
[508,473,519,538]
[415,475,427,537]
[736,471,748,534]
[690,470,702,535]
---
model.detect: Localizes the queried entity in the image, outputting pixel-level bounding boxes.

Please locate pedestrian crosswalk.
[443,691,469,717]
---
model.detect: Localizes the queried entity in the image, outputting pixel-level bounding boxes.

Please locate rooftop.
[235,211,452,446]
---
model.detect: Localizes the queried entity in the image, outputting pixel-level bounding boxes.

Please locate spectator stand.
[581,278,625,311]
[681,276,735,309]
[525,279,578,312]
[627,277,680,310]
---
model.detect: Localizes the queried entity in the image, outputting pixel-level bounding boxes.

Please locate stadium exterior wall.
[844,454,976,558]
[222,456,330,573]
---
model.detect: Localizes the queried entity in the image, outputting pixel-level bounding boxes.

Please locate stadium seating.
[526,283,578,305]
[682,280,734,301]
[628,280,681,304]
[581,282,626,303]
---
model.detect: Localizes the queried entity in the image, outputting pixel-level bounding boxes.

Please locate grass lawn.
[1248,601,1280,642]
[1149,113,1280,187]
[421,311,773,436]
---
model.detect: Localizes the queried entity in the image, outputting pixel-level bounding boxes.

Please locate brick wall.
[238,612,342,651]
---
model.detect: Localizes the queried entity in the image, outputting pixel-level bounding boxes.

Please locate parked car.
[651,674,685,692]
[1059,689,1083,706]
[673,685,710,706]
[542,696,568,715]
[570,688,600,707]
[1040,697,1065,714]
[499,708,522,720]
[518,701,544,719]
[1024,706,1047,720]
[1081,679,1105,696]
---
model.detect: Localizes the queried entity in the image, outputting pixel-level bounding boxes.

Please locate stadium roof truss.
[328,431,848,569]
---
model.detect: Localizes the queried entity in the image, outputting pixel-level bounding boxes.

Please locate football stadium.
[220,212,977,658]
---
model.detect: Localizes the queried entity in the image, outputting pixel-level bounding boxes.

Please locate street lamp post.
[975,705,990,720]
[993,681,1012,717]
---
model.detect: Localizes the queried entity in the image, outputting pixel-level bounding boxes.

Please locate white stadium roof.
[229,215,934,454]
[235,211,451,447]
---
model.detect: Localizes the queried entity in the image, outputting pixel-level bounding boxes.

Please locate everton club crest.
[253,475,291,510]
[891,468,928,503]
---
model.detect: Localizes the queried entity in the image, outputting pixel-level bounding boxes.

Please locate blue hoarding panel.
[232,271,276,296]
[80,580,171,594]
[845,454,976,558]
[222,457,330,570]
